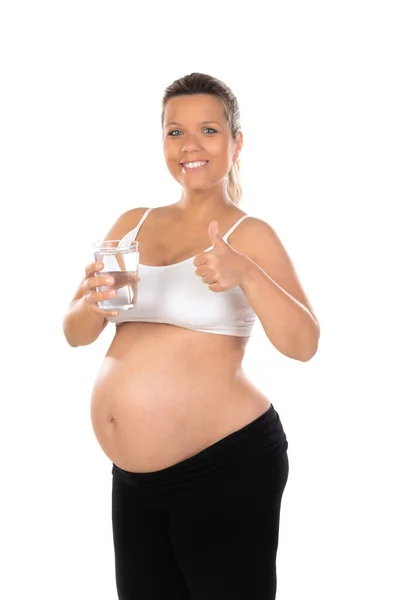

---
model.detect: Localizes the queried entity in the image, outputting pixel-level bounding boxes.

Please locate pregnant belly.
[89,323,268,472]
[90,356,250,472]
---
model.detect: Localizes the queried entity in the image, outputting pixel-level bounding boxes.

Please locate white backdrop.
[1,1,399,599]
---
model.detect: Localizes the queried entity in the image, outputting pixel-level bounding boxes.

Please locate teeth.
[183,161,207,169]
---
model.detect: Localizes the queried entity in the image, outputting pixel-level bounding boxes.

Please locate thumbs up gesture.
[193,220,250,292]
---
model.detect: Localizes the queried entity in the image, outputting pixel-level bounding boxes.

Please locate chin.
[185,184,214,193]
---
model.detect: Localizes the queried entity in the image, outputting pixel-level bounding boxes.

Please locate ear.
[233,131,243,162]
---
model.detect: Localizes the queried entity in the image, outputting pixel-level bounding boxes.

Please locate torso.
[90,204,271,472]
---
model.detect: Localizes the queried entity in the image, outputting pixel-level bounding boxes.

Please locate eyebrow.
[164,120,224,128]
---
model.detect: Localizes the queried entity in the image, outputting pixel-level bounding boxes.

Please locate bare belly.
[90,322,271,472]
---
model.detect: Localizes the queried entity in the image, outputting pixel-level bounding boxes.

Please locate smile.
[181,160,209,172]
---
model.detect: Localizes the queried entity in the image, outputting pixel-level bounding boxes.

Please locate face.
[162,94,243,193]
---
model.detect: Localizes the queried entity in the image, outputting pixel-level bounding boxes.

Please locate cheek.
[163,142,172,161]
[163,146,182,179]
[208,138,232,162]
[163,149,179,174]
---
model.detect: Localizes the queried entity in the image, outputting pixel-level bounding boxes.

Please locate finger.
[85,271,140,289]
[85,262,104,276]
[83,274,115,292]
[194,268,216,284]
[87,289,119,304]
[84,294,119,316]
[193,255,208,268]
[90,304,119,317]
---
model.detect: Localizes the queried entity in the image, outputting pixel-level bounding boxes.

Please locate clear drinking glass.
[92,240,139,311]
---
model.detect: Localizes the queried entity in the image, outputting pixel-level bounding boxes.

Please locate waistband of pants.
[112,403,288,490]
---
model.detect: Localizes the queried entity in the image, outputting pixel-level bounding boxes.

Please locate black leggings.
[111,403,289,600]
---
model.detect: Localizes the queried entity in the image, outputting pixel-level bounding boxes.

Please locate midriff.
[90,320,271,473]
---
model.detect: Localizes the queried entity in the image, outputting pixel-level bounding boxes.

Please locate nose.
[181,133,202,154]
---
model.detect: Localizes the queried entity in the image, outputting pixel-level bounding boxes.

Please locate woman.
[63,73,320,600]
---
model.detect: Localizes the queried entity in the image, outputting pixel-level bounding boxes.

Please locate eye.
[167,127,218,137]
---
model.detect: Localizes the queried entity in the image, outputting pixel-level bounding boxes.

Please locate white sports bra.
[106,208,257,337]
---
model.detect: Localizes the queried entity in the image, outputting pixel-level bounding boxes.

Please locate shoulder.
[231,215,277,255]
[242,215,275,235]
[235,214,296,274]
[235,215,319,326]
[224,212,280,266]
[104,207,150,240]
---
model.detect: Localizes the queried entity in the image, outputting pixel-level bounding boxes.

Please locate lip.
[180,160,209,173]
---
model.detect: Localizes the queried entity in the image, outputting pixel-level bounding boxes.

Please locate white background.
[1,1,399,598]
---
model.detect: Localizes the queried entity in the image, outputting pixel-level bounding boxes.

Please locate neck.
[177,185,233,220]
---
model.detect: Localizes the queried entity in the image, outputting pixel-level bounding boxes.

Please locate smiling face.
[162,94,243,195]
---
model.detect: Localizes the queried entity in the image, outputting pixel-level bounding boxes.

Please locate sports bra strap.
[118,208,152,247]
[135,208,152,235]
[222,215,249,242]
[122,209,247,246]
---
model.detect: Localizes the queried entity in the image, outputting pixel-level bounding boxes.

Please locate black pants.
[111,403,289,600]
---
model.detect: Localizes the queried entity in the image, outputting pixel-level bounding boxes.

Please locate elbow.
[298,347,318,362]
[62,321,84,348]
[63,332,81,348]
[62,326,76,348]
[66,339,80,348]
[298,326,320,362]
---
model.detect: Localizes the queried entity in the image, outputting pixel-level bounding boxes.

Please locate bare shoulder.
[104,207,150,240]
[229,215,275,253]
[236,216,319,327]
[238,216,282,249]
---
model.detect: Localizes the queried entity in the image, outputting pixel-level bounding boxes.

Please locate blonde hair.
[161,73,242,206]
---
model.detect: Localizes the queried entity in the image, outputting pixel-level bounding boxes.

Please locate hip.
[111,402,289,496]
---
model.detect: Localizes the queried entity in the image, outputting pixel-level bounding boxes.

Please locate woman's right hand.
[81,261,120,317]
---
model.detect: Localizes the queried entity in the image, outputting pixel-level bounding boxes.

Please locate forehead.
[163,94,227,126]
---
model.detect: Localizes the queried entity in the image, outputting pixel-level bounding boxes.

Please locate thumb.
[209,220,225,247]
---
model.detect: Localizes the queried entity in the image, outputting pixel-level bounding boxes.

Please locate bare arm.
[62,207,146,347]
[62,269,110,347]
[239,218,320,361]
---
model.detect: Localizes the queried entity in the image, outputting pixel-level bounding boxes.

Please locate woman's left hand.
[193,221,251,292]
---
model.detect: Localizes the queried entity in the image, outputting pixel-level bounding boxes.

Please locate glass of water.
[92,240,139,311]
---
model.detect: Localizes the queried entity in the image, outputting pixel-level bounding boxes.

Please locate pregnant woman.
[63,72,320,600]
